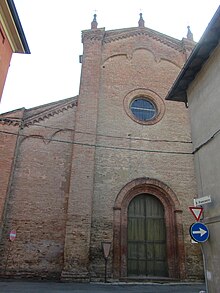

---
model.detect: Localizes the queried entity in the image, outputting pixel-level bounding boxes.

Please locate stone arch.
[113,177,186,280]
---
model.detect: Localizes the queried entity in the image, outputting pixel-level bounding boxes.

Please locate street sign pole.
[101,242,111,283]
[200,244,209,293]
[189,202,210,293]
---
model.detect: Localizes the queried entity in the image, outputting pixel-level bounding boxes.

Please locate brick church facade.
[0,15,203,281]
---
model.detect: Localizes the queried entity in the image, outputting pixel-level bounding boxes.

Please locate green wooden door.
[127,194,168,277]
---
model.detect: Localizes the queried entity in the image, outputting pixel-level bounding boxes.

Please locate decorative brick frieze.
[24,97,78,126]
[0,117,21,126]
[81,28,105,43]
[104,28,184,52]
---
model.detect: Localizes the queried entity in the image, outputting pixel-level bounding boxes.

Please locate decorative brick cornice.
[24,97,78,127]
[0,117,21,126]
[81,28,105,43]
[104,28,185,52]
[81,27,195,54]
[0,97,78,128]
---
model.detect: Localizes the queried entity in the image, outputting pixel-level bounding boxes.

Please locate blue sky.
[0,0,219,113]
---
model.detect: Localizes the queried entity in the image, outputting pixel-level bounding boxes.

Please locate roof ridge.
[25,96,75,112]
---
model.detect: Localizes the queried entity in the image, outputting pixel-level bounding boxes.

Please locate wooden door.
[127,194,168,277]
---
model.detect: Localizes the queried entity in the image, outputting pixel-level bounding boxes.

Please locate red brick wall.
[0,126,18,233]
[0,107,77,278]
[62,29,105,281]
[0,26,203,282]
[0,110,24,236]
[81,28,202,281]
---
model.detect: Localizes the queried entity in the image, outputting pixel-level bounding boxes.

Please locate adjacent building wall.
[0,23,13,100]
[187,43,220,291]
[0,0,30,101]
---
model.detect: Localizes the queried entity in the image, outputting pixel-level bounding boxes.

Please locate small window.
[130,98,156,121]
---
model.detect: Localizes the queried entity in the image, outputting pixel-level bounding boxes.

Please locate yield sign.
[189,206,203,221]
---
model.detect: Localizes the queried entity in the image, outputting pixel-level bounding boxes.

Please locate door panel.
[127,194,168,277]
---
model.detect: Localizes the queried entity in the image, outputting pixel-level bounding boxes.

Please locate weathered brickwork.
[0,109,24,235]
[0,99,77,278]
[0,22,203,282]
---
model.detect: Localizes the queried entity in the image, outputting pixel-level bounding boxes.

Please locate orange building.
[0,0,30,101]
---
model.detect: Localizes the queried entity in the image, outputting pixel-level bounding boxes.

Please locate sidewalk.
[0,280,206,293]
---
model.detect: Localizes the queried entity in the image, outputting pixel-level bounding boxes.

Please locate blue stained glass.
[130,98,156,121]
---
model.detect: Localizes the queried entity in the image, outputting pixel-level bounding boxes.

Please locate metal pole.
[104,258,107,283]
[201,244,208,293]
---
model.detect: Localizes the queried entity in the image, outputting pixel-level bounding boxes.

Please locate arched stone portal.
[113,178,186,280]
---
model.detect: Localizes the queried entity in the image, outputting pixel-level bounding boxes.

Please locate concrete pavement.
[0,280,206,293]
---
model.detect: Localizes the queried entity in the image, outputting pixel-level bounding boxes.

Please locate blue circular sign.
[190,222,209,243]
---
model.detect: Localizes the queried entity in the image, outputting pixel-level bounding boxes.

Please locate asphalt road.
[0,281,206,293]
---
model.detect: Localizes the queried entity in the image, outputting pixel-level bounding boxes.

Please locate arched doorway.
[113,178,185,280]
[127,194,168,277]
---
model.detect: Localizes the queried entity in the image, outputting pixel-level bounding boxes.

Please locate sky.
[0,0,219,114]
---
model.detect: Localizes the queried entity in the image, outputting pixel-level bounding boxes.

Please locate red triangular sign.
[189,206,203,221]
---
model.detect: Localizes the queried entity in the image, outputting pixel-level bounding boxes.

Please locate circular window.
[130,98,157,122]
[123,89,165,125]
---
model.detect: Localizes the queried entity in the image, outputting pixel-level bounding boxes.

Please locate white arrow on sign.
[192,228,207,237]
